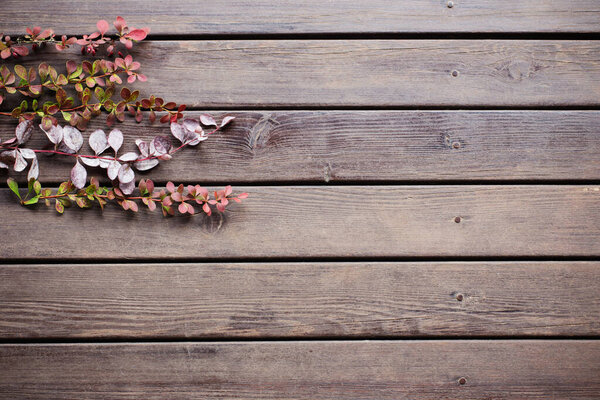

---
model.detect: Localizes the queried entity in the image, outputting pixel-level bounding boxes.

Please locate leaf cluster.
[8,177,248,216]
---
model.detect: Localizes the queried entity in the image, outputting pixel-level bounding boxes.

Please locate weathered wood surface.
[3,1,600,35]
[3,41,600,107]
[1,341,599,399]
[1,262,598,339]
[1,186,599,260]
[3,111,600,184]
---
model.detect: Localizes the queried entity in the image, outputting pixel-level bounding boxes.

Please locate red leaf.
[13,46,29,56]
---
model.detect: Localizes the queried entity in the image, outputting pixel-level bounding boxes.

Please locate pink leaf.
[27,156,39,180]
[108,129,123,152]
[96,20,109,35]
[40,123,63,144]
[114,16,126,33]
[15,120,34,144]
[134,158,159,171]
[170,123,187,144]
[200,114,217,126]
[118,152,138,162]
[151,136,171,155]
[81,157,100,167]
[71,160,87,189]
[13,151,27,172]
[89,129,108,154]
[107,160,121,180]
[119,179,135,195]
[62,126,83,152]
[220,116,236,128]
[135,139,149,157]
[126,29,147,41]
[118,164,135,183]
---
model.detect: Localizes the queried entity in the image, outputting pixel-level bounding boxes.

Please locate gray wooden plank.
[2,111,600,184]
[2,1,600,35]
[2,40,599,107]
[1,341,599,399]
[1,262,598,339]
[1,185,598,259]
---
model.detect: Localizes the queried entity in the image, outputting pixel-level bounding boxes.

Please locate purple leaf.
[13,150,27,172]
[183,118,201,132]
[118,152,138,162]
[19,148,36,159]
[200,114,217,126]
[118,163,135,183]
[119,179,135,195]
[57,141,77,154]
[62,126,84,152]
[135,139,149,157]
[108,129,123,152]
[220,115,235,128]
[81,157,100,167]
[187,132,208,146]
[170,122,186,144]
[15,120,34,144]
[71,159,87,189]
[27,157,39,180]
[0,150,16,168]
[134,158,159,171]
[40,124,63,144]
[151,136,171,155]
[89,129,109,154]
[107,160,121,180]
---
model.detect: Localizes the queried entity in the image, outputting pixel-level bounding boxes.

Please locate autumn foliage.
[0,17,247,216]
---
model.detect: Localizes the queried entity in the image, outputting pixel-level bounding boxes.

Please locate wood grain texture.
[3,111,600,184]
[1,341,599,399]
[1,185,599,260]
[2,1,600,34]
[1,262,598,339]
[2,41,599,107]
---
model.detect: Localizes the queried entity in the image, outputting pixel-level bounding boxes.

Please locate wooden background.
[1,1,599,398]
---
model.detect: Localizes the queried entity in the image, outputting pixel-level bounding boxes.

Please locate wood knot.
[498,60,537,81]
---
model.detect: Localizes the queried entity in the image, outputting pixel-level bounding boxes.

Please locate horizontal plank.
[1,186,599,259]
[1,262,598,339]
[2,1,600,34]
[1,341,599,399]
[3,111,600,184]
[3,40,600,107]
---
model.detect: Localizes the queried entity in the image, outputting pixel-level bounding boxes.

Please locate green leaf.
[33,180,42,195]
[23,196,40,205]
[32,99,38,111]
[20,100,28,111]
[27,178,35,197]
[7,178,20,199]
[14,65,27,81]
[61,111,72,121]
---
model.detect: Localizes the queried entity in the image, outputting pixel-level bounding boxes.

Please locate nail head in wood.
[458,377,467,385]
[447,1,455,8]
[454,216,462,223]
[451,70,459,77]
[456,293,464,301]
